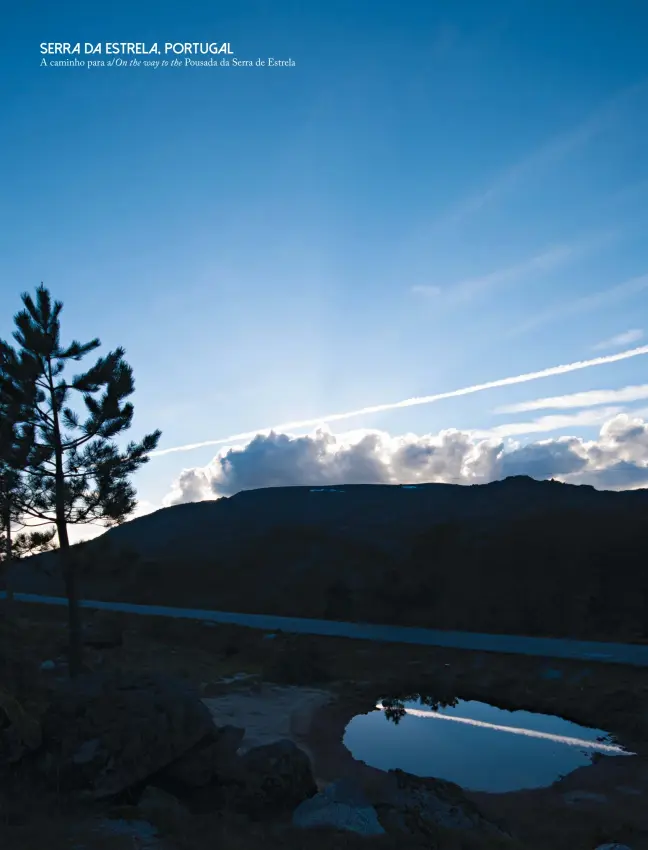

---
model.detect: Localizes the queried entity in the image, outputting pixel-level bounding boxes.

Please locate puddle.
[343,694,634,793]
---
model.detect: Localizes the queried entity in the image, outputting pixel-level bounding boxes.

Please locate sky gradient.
[2,1,648,539]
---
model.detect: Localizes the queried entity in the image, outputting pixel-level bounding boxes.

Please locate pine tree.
[0,342,38,608]
[0,285,161,674]
[0,527,57,562]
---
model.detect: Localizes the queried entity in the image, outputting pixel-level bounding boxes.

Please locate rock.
[201,681,229,697]
[72,738,101,765]
[238,739,317,817]
[376,769,509,838]
[161,724,245,787]
[139,785,184,812]
[0,690,42,765]
[138,786,187,830]
[201,674,261,696]
[39,672,216,798]
[1,725,30,764]
[40,660,56,671]
[293,778,385,835]
[85,817,161,849]
[593,845,633,850]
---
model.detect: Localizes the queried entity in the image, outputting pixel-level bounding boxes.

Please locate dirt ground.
[2,602,648,849]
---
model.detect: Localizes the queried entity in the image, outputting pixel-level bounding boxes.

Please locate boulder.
[0,723,34,767]
[0,690,42,766]
[138,786,188,831]
[78,817,161,849]
[237,739,317,817]
[161,724,245,787]
[39,672,216,798]
[293,778,385,835]
[593,845,633,849]
[376,769,510,838]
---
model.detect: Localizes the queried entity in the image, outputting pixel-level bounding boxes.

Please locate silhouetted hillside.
[12,476,648,641]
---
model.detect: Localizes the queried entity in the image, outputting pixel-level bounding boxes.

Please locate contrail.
[150,344,648,458]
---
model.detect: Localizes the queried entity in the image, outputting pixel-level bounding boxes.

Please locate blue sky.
[2,1,648,534]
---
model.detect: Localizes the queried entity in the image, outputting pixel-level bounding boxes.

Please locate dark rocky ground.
[2,602,648,849]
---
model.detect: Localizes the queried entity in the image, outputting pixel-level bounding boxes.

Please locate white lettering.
[40,42,81,54]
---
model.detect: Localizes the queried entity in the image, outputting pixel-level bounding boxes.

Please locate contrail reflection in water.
[376,703,634,755]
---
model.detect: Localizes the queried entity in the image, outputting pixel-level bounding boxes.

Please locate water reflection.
[343,692,634,792]
[381,693,458,724]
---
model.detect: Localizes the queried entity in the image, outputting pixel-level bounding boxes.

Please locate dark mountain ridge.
[45,474,648,560]
[10,476,648,642]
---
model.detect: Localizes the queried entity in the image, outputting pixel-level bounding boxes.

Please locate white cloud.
[163,412,648,506]
[495,384,648,414]
[593,329,643,350]
[151,344,648,458]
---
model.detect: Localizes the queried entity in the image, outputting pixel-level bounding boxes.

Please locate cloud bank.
[163,412,648,506]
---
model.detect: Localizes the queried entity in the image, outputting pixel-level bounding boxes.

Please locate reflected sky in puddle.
[343,696,634,793]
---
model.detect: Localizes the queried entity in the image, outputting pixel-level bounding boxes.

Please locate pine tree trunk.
[60,530,82,677]
[48,360,83,677]
[2,503,14,620]
[55,493,82,676]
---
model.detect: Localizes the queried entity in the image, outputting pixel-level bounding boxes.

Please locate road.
[3,590,648,667]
